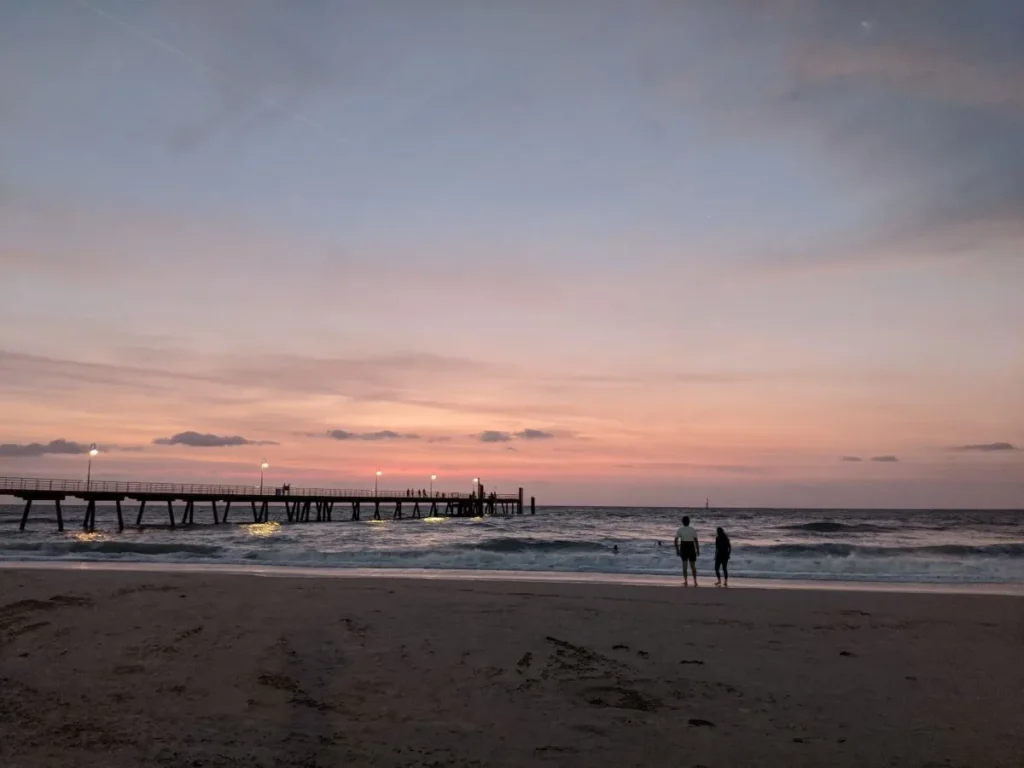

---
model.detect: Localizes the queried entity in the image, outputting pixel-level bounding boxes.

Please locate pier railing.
[0,476,520,500]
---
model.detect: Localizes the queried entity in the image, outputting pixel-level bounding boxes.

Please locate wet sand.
[1,568,1021,767]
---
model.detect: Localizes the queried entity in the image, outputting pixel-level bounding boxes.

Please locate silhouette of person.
[715,527,732,587]
[674,515,700,587]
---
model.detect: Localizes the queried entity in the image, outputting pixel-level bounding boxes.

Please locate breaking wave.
[453,538,608,553]
[781,521,891,534]
[0,541,223,557]
[747,543,1024,558]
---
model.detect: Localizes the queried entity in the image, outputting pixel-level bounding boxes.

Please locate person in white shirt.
[674,515,700,587]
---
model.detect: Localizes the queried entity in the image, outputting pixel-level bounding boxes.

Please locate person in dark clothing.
[714,527,731,587]
[674,516,700,586]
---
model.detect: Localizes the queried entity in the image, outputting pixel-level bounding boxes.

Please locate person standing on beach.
[674,516,700,587]
[714,527,732,587]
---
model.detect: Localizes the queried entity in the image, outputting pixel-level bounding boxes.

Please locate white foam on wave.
[0,560,1020,596]
[5,540,1020,585]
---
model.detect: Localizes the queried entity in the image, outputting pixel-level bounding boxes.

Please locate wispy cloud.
[480,428,562,442]
[791,44,1024,119]
[0,438,91,457]
[153,431,278,448]
[871,455,900,463]
[612,461,768,475]
[0,438,142,458]
[226,352,491,396]
[326,430,419,441]
[953,442,1017,452]
[0,349,523,418]
[515,429,555,440]
[841,456,863,462]
[697,3,1024,272]
[68,0,343,153]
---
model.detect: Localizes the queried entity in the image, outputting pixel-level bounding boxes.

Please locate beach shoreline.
[1,559,1021,596]
[1,567,1022,766]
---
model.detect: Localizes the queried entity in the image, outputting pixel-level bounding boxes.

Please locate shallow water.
[1,504,1022,585]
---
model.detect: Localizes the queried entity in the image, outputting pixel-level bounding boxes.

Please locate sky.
[1,0,1022,508]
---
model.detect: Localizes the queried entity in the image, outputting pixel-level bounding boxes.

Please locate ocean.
[1,504,1022,585]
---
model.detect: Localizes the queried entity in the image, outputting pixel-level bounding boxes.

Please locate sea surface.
[2,504,1022,585]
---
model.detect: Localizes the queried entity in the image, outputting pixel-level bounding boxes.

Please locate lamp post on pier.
[430,474,437,496]
[260,459,269,495]
[86,444,98,491]
[375,469,382,496]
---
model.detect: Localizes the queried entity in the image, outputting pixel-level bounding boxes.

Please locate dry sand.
[0,569,1021,767]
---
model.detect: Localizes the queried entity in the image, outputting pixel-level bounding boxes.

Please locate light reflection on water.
[74,532,108,543]
[245,522,281,538]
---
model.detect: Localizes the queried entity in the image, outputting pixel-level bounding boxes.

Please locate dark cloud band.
[153,431,277,448]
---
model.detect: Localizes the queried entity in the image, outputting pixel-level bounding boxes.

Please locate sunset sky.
[1,0,1022,507]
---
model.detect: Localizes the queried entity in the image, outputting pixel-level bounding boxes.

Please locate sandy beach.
[0,568,1021,767]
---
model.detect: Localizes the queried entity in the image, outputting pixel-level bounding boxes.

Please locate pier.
[1,476,529,533]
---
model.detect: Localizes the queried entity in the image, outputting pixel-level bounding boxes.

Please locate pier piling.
[83,499,96,531]
[19,499,32,531]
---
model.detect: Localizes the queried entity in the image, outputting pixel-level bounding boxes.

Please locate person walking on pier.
[714,527,732,587]
[674,516,700,587]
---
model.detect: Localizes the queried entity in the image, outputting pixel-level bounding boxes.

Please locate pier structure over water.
[1,476,531,533]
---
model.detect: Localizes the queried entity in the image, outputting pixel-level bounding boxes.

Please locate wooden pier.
[1,476,529,533]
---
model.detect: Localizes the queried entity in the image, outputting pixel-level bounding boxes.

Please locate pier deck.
[1,476,532,533]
